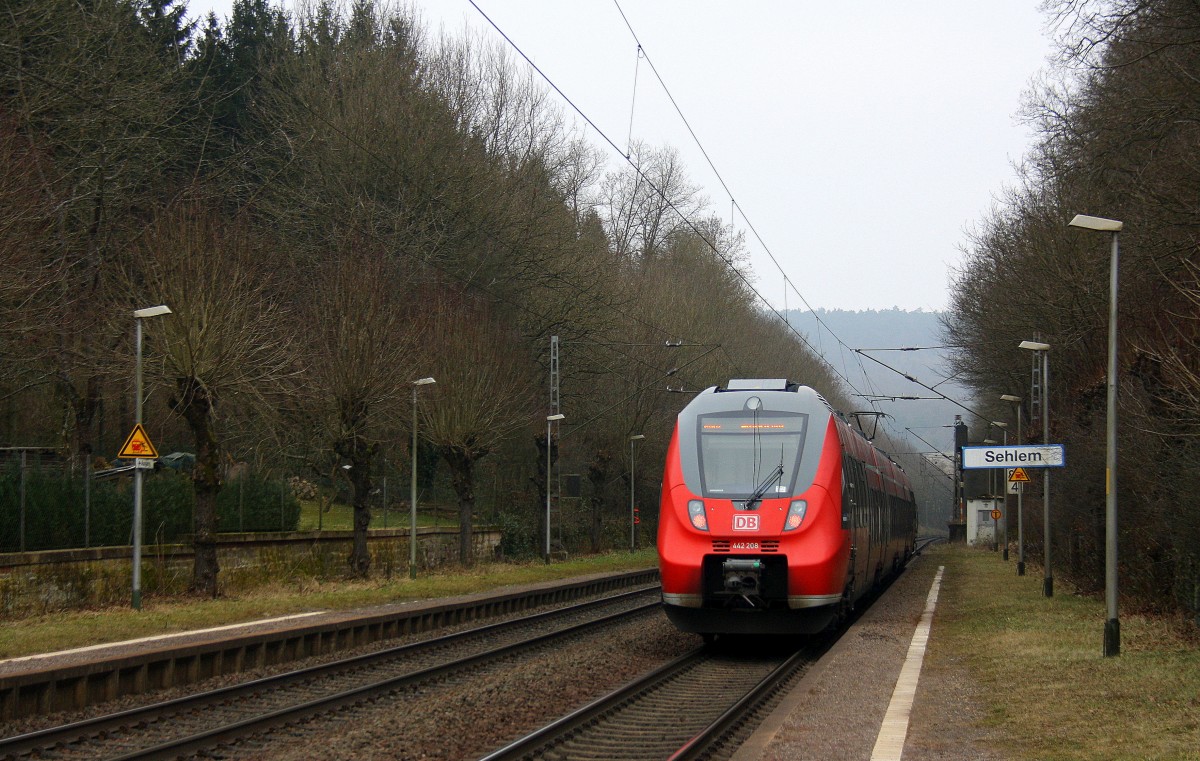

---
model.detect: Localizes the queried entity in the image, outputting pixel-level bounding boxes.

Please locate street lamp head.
[1069,214,1123,232]
[1000,394,1022,403]
[991,421,1008,429]
[412,377,436,386]
[630,434,645,441]
[1019,340,1050,352]
[547,413,565,422]
[133,305,172,319]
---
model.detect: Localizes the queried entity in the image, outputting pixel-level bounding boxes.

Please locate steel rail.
[480,545,931,761]
[478,646,814,761]
[668,646,815,760]
[477,649,709,761]
[1,587,660,761]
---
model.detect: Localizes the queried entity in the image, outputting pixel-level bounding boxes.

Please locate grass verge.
[0,549,658,660]
[929,544,1199,761]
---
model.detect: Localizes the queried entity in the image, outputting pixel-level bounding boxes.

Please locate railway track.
[0,587,661,761]
[478,544,941,761]
[480,642,818,761]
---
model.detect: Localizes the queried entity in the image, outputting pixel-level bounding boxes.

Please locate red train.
[656,379,917,636]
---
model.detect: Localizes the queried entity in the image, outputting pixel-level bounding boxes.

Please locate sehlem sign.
[962,444,1065,469]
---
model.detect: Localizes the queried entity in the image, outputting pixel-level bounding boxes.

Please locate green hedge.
[217,474,301,534]
[0,466,300,552]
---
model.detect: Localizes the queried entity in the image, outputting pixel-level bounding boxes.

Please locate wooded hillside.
[943,0,1200,620]
[0,0,846,591]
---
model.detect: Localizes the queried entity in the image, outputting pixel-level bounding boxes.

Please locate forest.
[0,0,855,595]
[943,0,1200,620]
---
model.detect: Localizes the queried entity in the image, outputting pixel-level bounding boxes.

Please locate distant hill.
[784,308,975,451]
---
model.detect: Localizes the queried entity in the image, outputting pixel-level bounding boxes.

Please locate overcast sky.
[191,1,1059,314]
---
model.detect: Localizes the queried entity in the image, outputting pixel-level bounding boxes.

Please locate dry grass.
[929,544,1200,760]
[0,550,658,660]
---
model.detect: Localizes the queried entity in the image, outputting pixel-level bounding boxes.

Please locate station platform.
[733,549,1004,761]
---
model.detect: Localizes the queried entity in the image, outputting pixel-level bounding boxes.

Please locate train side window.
[841,455,854,528]
[856,460,868,527]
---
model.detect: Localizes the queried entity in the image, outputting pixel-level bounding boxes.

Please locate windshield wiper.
[744,462,784,510]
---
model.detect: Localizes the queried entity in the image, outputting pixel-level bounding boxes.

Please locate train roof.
[711,379,835,412]
[720,378,795,392]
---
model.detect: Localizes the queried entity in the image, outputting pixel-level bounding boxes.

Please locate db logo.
[732,514,759,531]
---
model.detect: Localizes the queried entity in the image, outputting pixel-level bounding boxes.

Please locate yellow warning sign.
[118,424,159,459]
[1009,467,1031,483]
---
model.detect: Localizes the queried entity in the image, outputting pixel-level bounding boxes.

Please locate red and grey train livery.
[656,379,917,635]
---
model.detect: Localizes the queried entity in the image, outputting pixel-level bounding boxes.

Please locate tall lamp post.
[1070,212,1123,657]
[1000,394,1025,575]
[410,377,435,579]
[991,422,1009,559]
[629,434,645,551]
[983,437,999,552]
[131,304,171,610]
[1020,339,1052,597]
[545,414,565,564]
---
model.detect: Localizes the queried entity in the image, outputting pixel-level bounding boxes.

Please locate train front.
[657,380,848,635]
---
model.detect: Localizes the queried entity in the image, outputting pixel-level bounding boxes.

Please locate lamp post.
[1001,394,1025,575]
[131,304,171,610]
[983,438,999,552]
[1070,212,1123,657]
[629,435,645,551]
[410,377,435,579]
[1020,339,1052,597]
[545,414,565,564]
[992,422,1009,559]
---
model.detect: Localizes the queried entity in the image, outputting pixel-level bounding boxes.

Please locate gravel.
[232,612,696,761]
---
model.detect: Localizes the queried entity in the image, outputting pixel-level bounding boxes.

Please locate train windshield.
[695,410,808,499]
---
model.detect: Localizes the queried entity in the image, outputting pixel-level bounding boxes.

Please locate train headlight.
[687,499,708,531]
[783,499,807,531]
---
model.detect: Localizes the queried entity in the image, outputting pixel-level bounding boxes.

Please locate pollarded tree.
[296,239,418,577]
[417,289,539,565]
[131,199,295,597]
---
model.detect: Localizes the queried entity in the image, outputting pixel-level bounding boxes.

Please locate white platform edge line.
[0,611,327,666]
[869,565,945,761]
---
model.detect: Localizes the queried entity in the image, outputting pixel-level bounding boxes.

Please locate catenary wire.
[465,0,875,405]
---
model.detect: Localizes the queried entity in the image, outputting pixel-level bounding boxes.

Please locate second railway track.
[1,587,664,761]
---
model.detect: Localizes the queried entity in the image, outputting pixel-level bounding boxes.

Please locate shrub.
[0,466,300,551]
[217,474,301,533]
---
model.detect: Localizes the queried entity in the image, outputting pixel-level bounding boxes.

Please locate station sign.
[962,444,1064,469]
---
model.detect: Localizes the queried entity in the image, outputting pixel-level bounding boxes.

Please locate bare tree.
[0,0,204,464]
[417,290,538,565]
[599,142,706,264]
[297,240,418,577]
[131,199,295,597]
